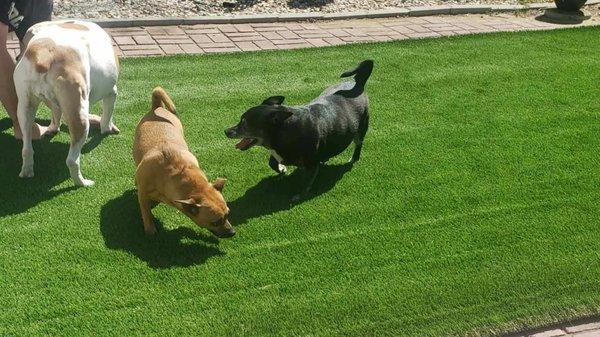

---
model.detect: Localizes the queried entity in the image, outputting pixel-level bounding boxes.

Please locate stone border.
[65,0,599,28]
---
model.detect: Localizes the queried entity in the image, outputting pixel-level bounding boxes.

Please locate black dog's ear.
[271,108,293,124]
[262,96,285,106]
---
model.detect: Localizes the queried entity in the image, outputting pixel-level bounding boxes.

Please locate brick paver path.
[5,12,599,58]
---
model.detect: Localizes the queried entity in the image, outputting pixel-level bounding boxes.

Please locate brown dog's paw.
[43,128,59,139]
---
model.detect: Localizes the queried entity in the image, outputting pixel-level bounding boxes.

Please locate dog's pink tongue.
[235,138,253,150]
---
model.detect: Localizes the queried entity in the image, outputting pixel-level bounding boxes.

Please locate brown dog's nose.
[219,228,236,238]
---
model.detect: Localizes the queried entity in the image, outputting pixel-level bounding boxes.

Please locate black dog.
[225,60,374,200]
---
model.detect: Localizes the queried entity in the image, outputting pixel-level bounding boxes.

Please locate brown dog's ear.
[213,178,227,192]
[174,199,201,215]
[175,198,195,205]
[262,96,285,106]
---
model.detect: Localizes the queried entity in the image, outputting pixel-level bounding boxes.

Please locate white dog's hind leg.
[62,93,94,186]
[17,96,40,178]
[45,98,62,136]
[100,86,119,134]
[66,114,93,187]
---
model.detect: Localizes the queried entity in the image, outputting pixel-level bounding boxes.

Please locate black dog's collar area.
[235,138,258,151]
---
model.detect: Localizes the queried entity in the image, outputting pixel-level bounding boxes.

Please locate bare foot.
[88,114,101,128]
[13,123,48,140]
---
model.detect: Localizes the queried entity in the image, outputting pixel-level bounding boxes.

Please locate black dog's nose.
[224,128,235,138]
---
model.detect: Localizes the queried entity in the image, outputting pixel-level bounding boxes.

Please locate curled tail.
[335,59,374,98]
[151,87,176,114]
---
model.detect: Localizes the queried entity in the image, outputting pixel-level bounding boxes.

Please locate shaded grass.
[0,27,599,336]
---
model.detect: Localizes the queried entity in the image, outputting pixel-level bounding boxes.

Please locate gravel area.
[54,0,536,19]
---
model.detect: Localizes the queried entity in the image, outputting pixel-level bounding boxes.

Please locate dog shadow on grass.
[0,118,109,218]
[228,162,353,226]
[100,190,224,269]
[0,118,74,218]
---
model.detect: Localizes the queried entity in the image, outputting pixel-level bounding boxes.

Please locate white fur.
[270,149,287,173]
[13,20,119,186]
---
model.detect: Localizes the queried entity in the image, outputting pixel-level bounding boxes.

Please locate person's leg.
[0,23,46,139]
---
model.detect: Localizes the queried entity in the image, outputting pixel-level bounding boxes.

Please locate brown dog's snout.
[211,220,236,238]
[219,228,236,238]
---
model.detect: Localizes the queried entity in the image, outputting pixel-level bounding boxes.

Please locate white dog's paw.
[75,178,95,187]
[101,123,120,135]
[19,166,34,178]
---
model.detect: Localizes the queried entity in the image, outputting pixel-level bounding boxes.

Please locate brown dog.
[133,87,235,238]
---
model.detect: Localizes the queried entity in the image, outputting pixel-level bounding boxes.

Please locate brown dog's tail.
[151,87,176,114]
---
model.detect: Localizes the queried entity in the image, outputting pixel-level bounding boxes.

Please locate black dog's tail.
[334,59,374,98]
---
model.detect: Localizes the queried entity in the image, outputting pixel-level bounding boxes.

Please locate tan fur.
[133,87,234,237]
[58,22,90,31]
[24,38,87,138]
[25,38,84,76]
[151,86,176,113]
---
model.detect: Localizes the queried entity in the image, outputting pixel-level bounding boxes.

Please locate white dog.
[13,20,120,186]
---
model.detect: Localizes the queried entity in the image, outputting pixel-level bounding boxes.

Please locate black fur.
[225,60,374,199]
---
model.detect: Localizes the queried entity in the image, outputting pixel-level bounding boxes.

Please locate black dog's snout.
[225,127,237,138]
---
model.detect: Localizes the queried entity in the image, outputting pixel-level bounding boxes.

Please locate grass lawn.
[1,27,599,336]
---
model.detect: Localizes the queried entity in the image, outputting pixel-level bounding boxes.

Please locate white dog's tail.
[24,41,54,73]
[151,86,176,114]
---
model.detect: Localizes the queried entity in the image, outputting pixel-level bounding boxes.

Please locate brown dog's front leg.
[137,192,157,235]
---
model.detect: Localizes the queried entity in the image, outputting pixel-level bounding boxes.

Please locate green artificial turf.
[1,27,599,336]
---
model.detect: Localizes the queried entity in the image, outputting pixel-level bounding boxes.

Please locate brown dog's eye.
[184,204,199,215]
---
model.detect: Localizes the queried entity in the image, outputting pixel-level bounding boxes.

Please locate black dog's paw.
[269,156,287,175]
[277,164,287,175]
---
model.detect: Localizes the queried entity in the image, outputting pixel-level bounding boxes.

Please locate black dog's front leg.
[292,164,320,202]
[269,155,287,175]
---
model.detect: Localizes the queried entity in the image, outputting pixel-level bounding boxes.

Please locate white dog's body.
[14,20,119,186]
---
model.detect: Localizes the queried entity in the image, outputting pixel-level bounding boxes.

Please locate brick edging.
[503,315,600,337]
[59,0,600,28]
